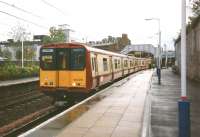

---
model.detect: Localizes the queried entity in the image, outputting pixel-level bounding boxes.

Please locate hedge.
[0,62,39,81]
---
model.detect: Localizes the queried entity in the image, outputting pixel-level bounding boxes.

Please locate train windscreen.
[70,48,86,70]
[40,47,86,70]
[40,48,56,70]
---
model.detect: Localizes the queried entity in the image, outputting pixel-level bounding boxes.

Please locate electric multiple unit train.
[39,43,151,101]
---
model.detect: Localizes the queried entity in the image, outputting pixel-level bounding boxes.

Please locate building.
[0,38,42,61]
[87,34,131,53]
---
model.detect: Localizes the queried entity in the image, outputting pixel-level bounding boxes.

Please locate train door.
[91,54,98,76]
[91,53,99,87]
[121,58,124,76]
[109,56,114,80]
[93,55,98,75]
[94,54,99,86]
[57,48,70,87]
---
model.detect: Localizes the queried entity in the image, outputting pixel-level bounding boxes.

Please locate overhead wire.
[0,10,48,29]
[0,0,44,19]
[0,22,12,27]
[40,0,67,16]
[0,0,70,36]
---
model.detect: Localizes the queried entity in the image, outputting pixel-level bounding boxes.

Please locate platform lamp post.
[145,18,161,84]
[21,32,31,68]
[21,32,28,68]
[164,44,168,68]
[21,32,24,68]
[178,0,190,137]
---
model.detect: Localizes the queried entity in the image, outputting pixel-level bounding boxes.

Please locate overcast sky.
[0,0,192,50]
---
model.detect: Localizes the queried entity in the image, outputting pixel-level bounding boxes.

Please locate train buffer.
[19,70,153,137]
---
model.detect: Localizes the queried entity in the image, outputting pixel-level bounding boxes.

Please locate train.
[39,43,152,102]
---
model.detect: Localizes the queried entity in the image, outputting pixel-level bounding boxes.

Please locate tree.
[191,0,200,17]
[3,48,12,60]
[42,26,65,44]
[9,23,30,42]
[15,46,36,61]
[24,46,36,60]
[15,49,22,60]
[0,47,3,57]
[189,0,200,23]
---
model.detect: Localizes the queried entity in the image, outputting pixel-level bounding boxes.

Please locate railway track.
[0,71,142,137]
[0,84,102,136]
[0,106,62,137]
[0,80,89,136]
[0,82,55,136]
[0,89,43,109]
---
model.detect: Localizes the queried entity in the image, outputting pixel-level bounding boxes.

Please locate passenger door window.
[114,59,118,69]
[57,48,69,70]
[103,58,108,71]
[94,57,98,73]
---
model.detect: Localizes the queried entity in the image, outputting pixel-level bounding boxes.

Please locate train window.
[124,60,128,68]
[91,57,95,70]
[70,48,86,70]
[94,57,98,72]
[103,58,108,71]
[57,48,69,70]
[114,59,117,69]
[135,60,138,66]
[118,60,120,69]
[130,61,132,67]
[40,48,56,70]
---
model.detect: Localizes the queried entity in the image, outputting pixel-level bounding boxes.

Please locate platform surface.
[150,69,180,137]
[150,69,200,137]
[56,70,153,137]
[0,77,38,87]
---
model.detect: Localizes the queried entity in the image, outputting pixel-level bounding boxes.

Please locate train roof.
[42,42,149,60]
[84,45,128,58]
[42,42,128,58]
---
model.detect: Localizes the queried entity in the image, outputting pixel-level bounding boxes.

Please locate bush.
[0,62,39,81]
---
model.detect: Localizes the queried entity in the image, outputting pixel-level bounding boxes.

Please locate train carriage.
[40,43,151,101]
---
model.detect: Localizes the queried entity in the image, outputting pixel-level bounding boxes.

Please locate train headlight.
[72,82,76,86]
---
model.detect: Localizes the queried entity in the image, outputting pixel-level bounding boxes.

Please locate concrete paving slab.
[111,126,140,137]
[87,126,114,134]
[150,69,200,137]
[56,70,153,137]
[150,69,179,137]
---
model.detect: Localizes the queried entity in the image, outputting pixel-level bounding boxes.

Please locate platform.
[150,69,200,137]
[19,70,153,137]
[56,70,153,137]
[0,77,39,87]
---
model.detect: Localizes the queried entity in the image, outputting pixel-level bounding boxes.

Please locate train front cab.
[39,44,92,99]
